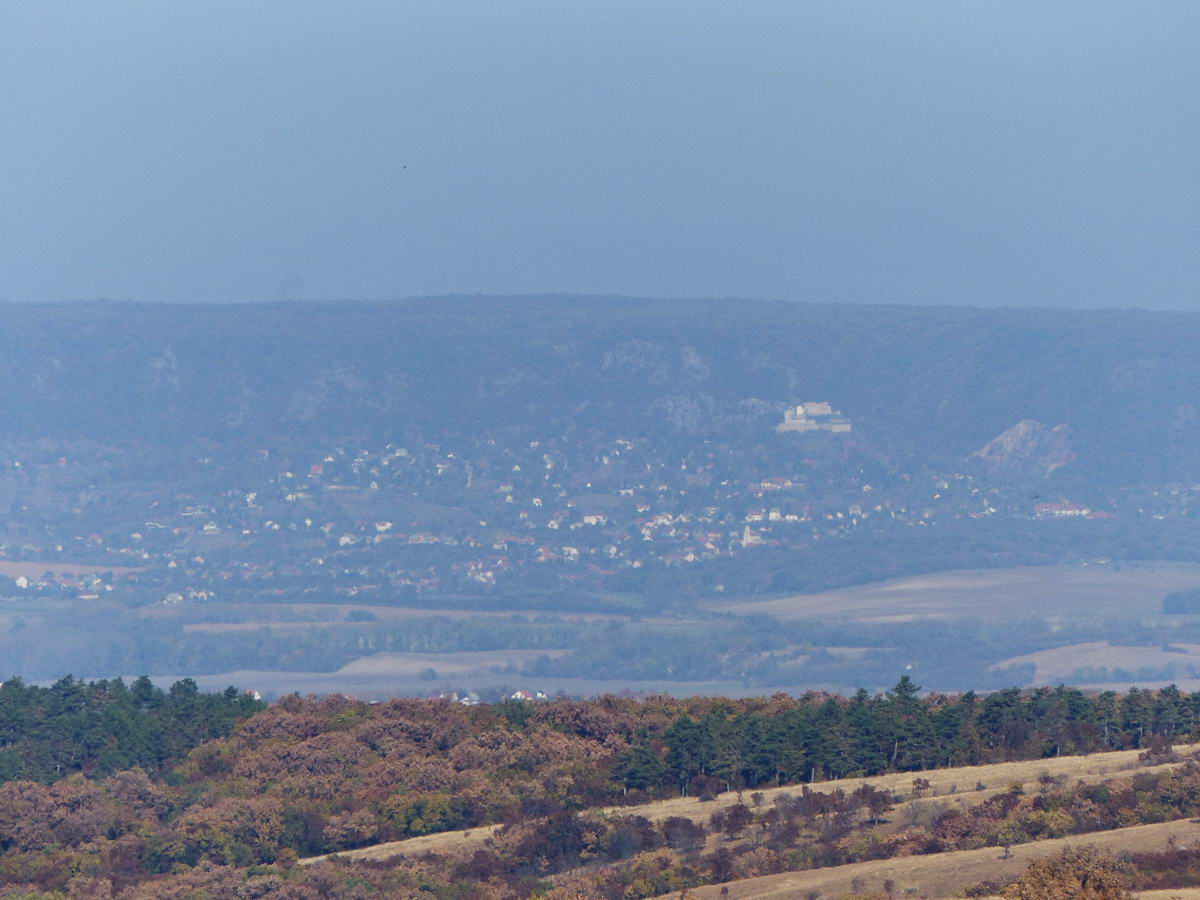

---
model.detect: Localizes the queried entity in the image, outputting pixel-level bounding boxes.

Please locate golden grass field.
[708,563,1200,625]
[678,817,1200,898]
[992,640,1200,685]
[300,743,1198,868]
[332,649,570,678]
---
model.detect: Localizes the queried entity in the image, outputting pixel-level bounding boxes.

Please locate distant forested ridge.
[4,297,1200,482]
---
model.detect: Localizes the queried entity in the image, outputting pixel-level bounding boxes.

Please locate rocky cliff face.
[973,420,1075,477]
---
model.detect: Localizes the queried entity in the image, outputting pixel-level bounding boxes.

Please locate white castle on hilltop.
[776,401,852,434]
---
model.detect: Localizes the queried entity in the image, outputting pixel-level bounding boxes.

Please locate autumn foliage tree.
[1004,846,1131,899]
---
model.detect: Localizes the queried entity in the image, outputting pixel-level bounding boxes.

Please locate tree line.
[0,675,263,784]
[614,678,1199,796]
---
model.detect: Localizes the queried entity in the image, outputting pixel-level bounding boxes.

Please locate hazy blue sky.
[2,2,1197,308]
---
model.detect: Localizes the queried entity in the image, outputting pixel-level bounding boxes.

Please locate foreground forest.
[5,678,1200,897]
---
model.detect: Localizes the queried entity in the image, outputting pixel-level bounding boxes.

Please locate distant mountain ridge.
[3,296,1199,482]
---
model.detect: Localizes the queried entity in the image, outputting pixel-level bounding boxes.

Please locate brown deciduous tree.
[1004,846,1131,899]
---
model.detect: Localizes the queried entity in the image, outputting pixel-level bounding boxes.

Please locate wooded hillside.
[5,297,1200,482]
[3,681,1200,896]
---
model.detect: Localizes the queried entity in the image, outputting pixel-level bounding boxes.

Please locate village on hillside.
[0,400,1177,611]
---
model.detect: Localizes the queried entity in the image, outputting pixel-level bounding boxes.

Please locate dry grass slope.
[300,743,1198,867]
[708,564,1200,625]
[676,818,1200,899]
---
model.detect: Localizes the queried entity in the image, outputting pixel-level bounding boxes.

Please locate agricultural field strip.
[673,817,1200,899]
[176,608,673,631]
[0,561,142,577]
[991,641,1200,685]
[299,743,1198,866]
[707,565,1200,623]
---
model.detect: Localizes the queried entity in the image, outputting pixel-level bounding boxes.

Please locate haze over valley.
[0,298,1198,700]
[5,3,1200,895]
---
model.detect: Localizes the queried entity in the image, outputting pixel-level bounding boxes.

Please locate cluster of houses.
[1033,500,1114,520]
[439,689,550,706]
[0,413,1146,606]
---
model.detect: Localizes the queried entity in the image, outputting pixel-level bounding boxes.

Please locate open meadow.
[708,563,1200,625]
[993,640,1200,685]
